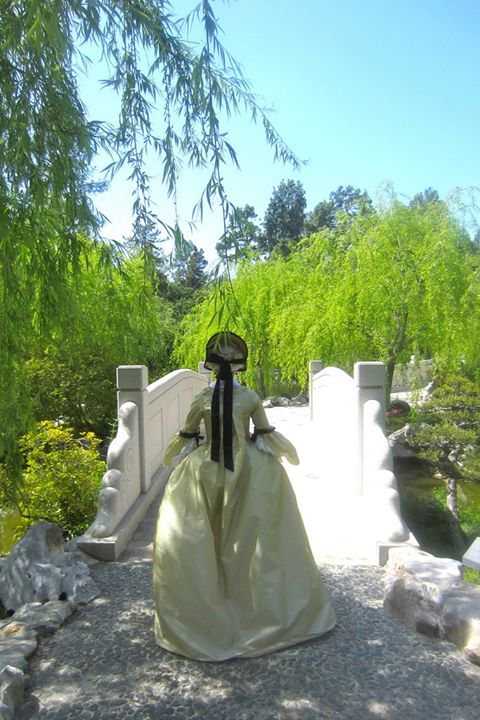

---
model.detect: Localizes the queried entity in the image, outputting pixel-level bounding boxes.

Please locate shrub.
[15,421,104,538]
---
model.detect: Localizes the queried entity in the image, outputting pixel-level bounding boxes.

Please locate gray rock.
[441,584,480,664]
[262,396,292,408]
[384,564,441,636]
[388,424,417,459]
[0,523,99,612]
[290,394,308,406]
[0,665,25,720]
[0,604,76,717]
[0,622,38,661]
[8,601,73,636]
[386,546,463,586]
[384,546,480,666]
[0,651,29,673]
[62,562,99,606]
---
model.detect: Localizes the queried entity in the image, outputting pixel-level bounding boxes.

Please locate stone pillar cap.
[116,365,148,391]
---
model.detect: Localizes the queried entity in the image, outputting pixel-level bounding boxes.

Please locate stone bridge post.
[309,360,323,420]
[354,361,386,494]
[197,361,212,382]
[116,365,149,493]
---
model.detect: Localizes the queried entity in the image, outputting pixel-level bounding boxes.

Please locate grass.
[463,567,480,585]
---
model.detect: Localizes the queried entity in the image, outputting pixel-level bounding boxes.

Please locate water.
[395,460,480,559]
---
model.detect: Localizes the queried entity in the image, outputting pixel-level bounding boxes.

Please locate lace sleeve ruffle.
[253,427,299,465]
[163,431,203,468]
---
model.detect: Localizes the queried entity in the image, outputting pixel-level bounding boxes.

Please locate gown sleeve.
[250,393,300,465]
[162,392,205,467]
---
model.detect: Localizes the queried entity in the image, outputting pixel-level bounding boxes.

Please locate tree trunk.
[386,358,395,401]
[256,365,266,399]
[445,477,467,553]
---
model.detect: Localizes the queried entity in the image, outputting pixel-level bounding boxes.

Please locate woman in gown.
[153,332,335,660]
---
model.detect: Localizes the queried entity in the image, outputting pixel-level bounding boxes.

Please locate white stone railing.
[79,365,210,560]
[310,361,415,562]
[391,357,433,394]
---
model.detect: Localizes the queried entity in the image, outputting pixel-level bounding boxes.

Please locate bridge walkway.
[268,405,377,564]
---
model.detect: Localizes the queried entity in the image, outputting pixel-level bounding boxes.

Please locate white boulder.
[0,522,99,612]
[384,546,480,665]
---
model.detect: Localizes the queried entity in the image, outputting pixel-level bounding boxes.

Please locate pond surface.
[395,458,480,559]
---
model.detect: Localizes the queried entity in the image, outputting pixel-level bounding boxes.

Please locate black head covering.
[204,332,248,471]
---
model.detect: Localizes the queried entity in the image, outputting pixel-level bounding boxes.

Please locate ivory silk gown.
[153,384,336,660]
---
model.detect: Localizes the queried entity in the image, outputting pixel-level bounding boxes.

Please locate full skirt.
[153,442,335,660]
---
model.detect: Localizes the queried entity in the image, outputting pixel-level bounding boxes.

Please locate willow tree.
[25,244,176,439]
[272,201,477,394]
[174,261,275,395]
[335,201,476,393]
[0,0,298,463]
[176,198,479,396]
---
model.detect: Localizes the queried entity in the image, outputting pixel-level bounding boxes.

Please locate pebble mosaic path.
[16,407,480,719]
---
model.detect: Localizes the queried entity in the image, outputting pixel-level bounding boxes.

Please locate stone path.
[17,511,480,719]
[16,407,480,719]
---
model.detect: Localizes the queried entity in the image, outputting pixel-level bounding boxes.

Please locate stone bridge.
[78,361,417,565]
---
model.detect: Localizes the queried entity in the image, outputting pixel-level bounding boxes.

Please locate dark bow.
[209,353,242,471]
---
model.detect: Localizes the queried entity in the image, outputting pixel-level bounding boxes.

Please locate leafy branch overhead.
[0,0,299,464]
[1,1,299,248]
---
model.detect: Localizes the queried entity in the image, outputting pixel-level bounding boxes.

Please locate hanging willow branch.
[0,0,301,466]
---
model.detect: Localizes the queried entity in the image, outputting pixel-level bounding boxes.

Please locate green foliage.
[306,185,373,233]
[259,180,307,257]
[12,421,104,538]
[171,244,208,290]
[0,0,299,466]
[175,195,480,398]
[459,500,480,543]
[216,205,261,263]
[410,375,480,483]
[463,567,480,585]
[0,506,22,556]
[405,376,480,553]
[23,246,176,440]
[174,255,293,396]
[410,187,440,208]
[0,240,177,474]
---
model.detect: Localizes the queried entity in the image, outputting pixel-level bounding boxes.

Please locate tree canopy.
[216,205,261,263]
[305,185,373,233]
[258,179,307,257]
[176,195,480,397]
[410,187,440,208]
[0,0,299,465]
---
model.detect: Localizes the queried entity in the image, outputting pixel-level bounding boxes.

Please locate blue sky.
[80,0,480,260]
